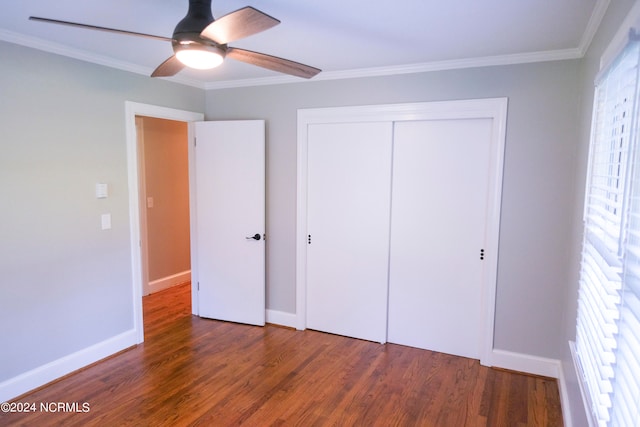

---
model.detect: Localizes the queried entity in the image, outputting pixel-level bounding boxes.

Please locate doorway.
[125,102,204,344]
[136,116,191,297]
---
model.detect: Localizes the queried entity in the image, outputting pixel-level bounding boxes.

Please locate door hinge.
[308,234,311,245]
[194,137,197,147]
[197,281,200,291]
[480,249,485,260]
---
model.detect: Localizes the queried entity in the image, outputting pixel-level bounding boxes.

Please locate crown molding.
[0,29,205,89]
[578,0,611,56]
[204,48,584,90]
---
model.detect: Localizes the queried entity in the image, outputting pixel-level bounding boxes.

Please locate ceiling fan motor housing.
[172,0,225,56]
[174,0,214,36]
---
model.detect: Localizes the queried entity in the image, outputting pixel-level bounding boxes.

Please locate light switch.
[101,213,111,230]
[96,183,108,199]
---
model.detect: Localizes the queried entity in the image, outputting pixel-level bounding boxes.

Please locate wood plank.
[0,283,563,426]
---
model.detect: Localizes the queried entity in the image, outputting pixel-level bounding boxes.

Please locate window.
[575,32,640,426]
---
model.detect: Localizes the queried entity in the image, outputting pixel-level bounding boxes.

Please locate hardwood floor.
[1,283,563,426]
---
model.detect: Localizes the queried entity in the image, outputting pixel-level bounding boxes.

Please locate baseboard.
[491,348,570,423]
[0,329,137,402]
[557,359,573,427]
[490,349,562,378]
[148,270,191,294]
[266,309,297,329]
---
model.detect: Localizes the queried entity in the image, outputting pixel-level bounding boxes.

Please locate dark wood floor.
[1,283,563,426]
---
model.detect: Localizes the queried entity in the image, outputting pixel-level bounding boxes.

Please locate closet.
[296,99,507,362]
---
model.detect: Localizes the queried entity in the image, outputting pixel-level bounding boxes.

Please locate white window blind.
[611,118,640,426]
[576,32,640,427]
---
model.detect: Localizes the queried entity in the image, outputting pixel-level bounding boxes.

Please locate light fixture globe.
[174,40,225,69]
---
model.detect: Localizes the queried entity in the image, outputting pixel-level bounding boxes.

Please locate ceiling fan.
[28,0,321,79]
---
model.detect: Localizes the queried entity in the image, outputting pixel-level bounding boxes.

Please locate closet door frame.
[296,98,508,366]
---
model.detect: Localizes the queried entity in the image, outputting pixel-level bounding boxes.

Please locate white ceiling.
[0,0,608,89]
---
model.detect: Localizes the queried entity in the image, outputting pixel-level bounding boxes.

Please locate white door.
[306,122,393,343]
[193,120,265,326]
[387,118,493,359]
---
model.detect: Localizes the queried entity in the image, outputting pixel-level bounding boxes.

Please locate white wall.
[0,41,204,389]
[206,60,581,360]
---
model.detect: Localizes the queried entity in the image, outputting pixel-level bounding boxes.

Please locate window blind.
[576,33,640,426]
[610,117,640,425]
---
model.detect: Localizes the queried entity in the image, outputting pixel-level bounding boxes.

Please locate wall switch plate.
[96,183,108,199]
[101,213,111,230]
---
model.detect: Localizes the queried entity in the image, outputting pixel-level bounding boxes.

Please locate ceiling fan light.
[176,48,224,69]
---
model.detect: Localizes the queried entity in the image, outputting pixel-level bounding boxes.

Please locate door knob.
[246,233,261,241]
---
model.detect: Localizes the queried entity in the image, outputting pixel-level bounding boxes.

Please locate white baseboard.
[265,309,297,328]
[0,329,137,402]
[557,359,573,427]
[148,270,191,294]
[491,349,571,424]
[490,349,562,378]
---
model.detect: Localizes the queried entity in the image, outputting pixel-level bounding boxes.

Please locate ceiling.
[0,0,608,89]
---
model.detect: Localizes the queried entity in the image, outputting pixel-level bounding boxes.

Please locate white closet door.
[306,122,393,343]
[388,118,493,359]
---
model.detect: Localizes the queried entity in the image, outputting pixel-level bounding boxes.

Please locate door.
[193,120,265,326]
[306,122,393,343]
[387,118,493,359]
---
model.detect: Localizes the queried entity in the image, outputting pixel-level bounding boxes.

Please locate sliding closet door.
[387,118,493,359]
[306,122,393,343]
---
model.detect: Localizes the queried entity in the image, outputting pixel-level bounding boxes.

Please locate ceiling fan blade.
[227,48,321,79]
[200,6,279,45]
[29,16,172,42]
[151,55,186,77]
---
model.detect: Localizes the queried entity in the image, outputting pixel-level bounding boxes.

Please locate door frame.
[296,98,508,366]
[125,101,204,344]
[133,116,151,297]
